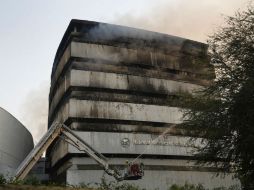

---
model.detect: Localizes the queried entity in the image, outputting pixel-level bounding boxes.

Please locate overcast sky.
[0,0,250,143]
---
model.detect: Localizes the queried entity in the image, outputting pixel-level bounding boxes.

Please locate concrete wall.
[71,42,211,74]
[50,41,212,104]
[50,132,196,166]
[67,168,238,190]
[60,157,239,190]
[52,99,183,125]
[49,69,201,124]
[70,70,201,93]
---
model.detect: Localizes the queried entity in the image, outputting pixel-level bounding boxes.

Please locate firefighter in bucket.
[124,160,144,180]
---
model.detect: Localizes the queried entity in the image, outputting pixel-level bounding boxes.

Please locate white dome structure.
[0,107,34,176]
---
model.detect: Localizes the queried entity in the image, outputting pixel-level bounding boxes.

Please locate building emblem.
[121,138,130,148]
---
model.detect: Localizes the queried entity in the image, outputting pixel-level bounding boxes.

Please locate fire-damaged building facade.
[47,19,239,189]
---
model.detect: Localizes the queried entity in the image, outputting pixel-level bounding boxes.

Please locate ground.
[0,185,94,190]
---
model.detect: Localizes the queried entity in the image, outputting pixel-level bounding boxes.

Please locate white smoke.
[114,0,250,42]
[20,81,49,144]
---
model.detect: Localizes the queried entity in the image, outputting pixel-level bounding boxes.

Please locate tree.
[181,6,254,189]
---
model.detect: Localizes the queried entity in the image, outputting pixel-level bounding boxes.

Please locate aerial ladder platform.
[14,123,144,181]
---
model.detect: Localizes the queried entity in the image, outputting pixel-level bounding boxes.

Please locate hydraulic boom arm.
[15,123,124,181]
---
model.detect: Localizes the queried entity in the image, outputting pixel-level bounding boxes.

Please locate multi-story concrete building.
[47,19,238,189]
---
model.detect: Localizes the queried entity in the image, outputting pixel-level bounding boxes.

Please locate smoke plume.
[20,82,49,144]
[18,0,250,144]
[114,0,250,42]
